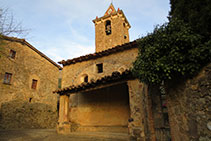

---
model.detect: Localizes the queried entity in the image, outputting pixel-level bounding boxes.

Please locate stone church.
[0,3,209,141]
[55,4,149,139]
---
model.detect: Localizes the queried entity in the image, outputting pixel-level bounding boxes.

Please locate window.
[124,35,127,39]
[105,20,111,35]
[3,72,12,84]
[31,79,38,89]
[80,74,89,83]
[29,98,32,103]
[84,75,88,83]
[9,50,16,59]
[58,78,62,88]
[96,63,103,73]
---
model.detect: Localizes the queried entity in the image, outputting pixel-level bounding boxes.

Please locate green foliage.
[169,0,211,39]
[132,19,211,84]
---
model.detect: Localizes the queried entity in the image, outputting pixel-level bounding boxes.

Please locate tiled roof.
[1,35,62,69]
[59,40,138,66]
[54,69,134,95]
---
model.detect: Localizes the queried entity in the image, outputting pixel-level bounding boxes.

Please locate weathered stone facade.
[167,64,211,141]
[58,46,140,133]
[56,4,147,137]
[0,37,61,129]
[55,3,211,141]
[0,100,57,129]
[93,4,130,52]
[62,48,138,88]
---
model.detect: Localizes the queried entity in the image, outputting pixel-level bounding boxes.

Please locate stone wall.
[62,48,138,88]
[0,39,60,110]
[167,63,211,141]
[94,12,130,52]
[69,83,130,133]
[0,39,60,129]
[0,100,57,129]
[127,79,146,140]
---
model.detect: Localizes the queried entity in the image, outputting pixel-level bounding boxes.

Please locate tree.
[0,8,27,58]
[132,19,211,85]
[0,8,26,37]
[132,0,211,85]
[169,0,211,40]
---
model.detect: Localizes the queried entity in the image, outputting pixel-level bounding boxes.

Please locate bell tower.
[93,3,131,52]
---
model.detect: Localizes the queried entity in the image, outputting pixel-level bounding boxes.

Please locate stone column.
[57,94,70,134]
[127,79,145,140]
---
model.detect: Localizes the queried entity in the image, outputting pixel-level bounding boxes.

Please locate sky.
[1,0,170,63]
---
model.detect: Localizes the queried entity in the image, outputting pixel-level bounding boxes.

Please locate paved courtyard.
[0,129,130,141]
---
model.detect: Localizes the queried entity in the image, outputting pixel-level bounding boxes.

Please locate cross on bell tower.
[93,3,131,52]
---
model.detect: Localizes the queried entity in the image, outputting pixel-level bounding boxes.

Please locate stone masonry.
[0,37,61,129]
[93,4,130,52]
[167,63,211,141]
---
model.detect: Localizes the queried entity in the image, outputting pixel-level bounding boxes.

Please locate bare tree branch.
[0,8,28,37]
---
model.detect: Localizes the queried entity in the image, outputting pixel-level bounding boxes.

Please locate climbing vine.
[132,19,211,85]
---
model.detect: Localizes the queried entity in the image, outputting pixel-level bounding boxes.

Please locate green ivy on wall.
[132,19,211,85]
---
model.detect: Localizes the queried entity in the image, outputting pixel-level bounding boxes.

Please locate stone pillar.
[127,79,145,141]
[57,94,70,134]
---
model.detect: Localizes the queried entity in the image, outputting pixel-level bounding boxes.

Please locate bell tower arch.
[93,3,131,52]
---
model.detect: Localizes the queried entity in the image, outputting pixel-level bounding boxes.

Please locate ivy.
[132,19,211,85]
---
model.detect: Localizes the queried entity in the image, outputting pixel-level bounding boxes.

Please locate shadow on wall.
[0,100,57,129]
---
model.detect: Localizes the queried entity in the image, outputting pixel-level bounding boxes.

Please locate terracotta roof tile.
[59,40,138,66]
[54,69,134,95]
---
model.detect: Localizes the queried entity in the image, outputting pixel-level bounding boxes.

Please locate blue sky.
[1,0,170,63]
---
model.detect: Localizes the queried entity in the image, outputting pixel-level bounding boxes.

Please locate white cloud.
[44,41,95,62]
[2,0,170,63]
[30,35,95,63]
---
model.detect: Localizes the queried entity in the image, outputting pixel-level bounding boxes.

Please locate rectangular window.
[31,79,38,89]
[3,72,12,84]
[9,50,16,59]
[58,78,62,88]
[96,63,103,73]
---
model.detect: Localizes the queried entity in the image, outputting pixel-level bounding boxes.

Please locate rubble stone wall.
[0,100,57,129]
[0,39,60,129]
[0,40,60,110]
[167,63,211,141]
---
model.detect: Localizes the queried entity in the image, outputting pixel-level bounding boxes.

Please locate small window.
[84,75,88,83]
[123,22,126,27]
[58,78,62,88]
[96,63,103,73]
[31,79,38,89]
[29,98,32,103]
[124,35,127,39]
[9,50,16,59]
[80,74,89,83]
[3,72,12,84]
[105,20,111,35]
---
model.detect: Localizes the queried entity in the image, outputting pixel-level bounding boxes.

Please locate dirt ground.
[0,129,130,141]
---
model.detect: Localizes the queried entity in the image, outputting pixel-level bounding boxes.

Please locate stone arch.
[118,65,127,73]
[105,20,112,35]
[80,74,89,83]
